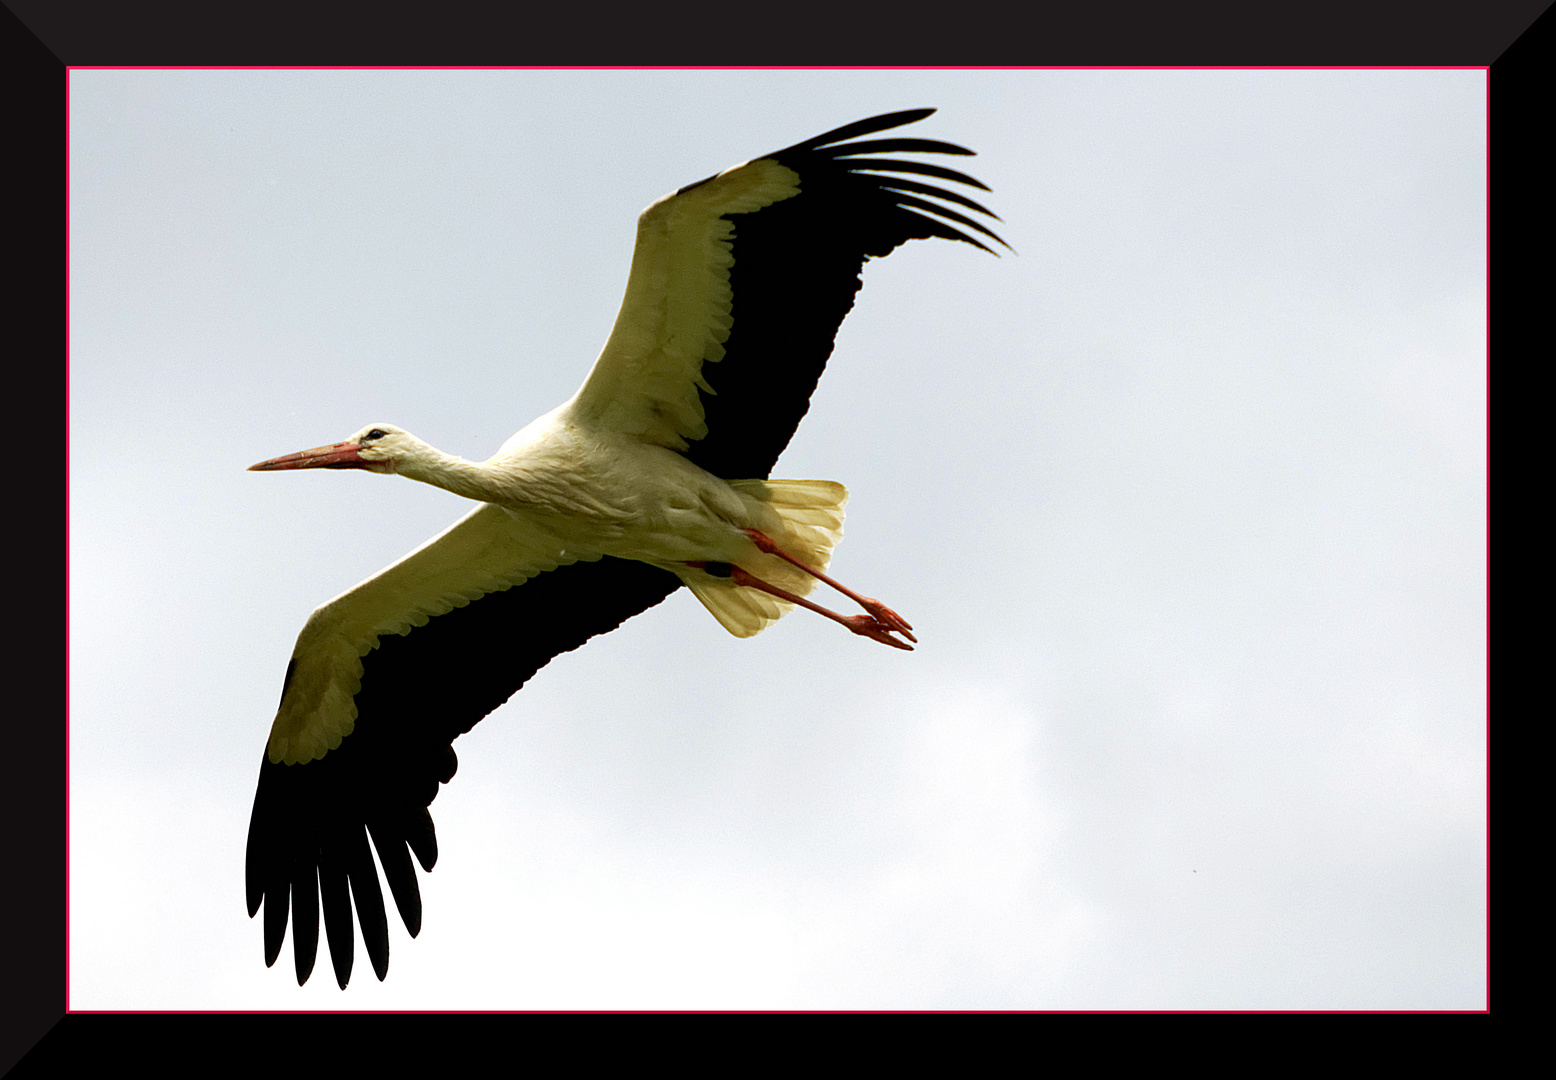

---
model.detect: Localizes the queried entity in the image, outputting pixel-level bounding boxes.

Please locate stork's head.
[249,424,418,474]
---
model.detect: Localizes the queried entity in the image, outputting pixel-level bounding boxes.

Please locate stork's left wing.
[566,108,1007,480]
[245,505,680,988]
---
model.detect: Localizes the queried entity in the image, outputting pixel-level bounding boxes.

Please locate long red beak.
[249,441,367,471]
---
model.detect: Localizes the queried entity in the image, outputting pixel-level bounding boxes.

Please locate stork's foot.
[858,598,916,643]
[842,614,916,651]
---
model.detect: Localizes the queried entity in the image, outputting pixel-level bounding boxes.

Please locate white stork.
[244,108,1006,988]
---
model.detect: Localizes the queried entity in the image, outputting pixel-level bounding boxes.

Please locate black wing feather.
[887,193,1009,252]
[782,107,938,152]
[831,157,995,192]
[245,556,681,987]
[870,174,1003,220]
[681,109,1005,480]
[824,137,977,158]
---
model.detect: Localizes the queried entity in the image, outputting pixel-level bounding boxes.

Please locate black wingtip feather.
[345,824,391,982]
[370,819,424,939]
[783,108,937,153]
[263,884,287,968]
[894,193,1012,252]
[292,864,320,985]
[874,175,1002,222]
[406,806,438,872]
[831,157,994,193]
[319,838,355,989]
[826,137,976,158]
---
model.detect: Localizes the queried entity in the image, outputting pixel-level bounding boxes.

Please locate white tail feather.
[684,479,848,638]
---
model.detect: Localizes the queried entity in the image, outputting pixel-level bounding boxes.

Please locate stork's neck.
[397,442,509,504]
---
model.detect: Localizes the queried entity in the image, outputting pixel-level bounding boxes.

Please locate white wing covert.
[267,504,579,766]
[567,157,803,450]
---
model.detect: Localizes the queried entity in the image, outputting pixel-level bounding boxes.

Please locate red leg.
[741,529,916,642]
[724,566,914,651]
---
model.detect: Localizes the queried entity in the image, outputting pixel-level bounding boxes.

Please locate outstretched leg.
[723,566,914,651]
[741,529,916,641]
[683,560,913,650]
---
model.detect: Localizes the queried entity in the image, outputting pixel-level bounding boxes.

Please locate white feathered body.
[378,402,849,640]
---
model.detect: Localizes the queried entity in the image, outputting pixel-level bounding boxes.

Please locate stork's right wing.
[244,504,680,988]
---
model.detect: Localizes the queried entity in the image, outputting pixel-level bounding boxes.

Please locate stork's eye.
[364,428,388,441]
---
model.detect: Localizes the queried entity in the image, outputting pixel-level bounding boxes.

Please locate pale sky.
[68,69,1485,1009]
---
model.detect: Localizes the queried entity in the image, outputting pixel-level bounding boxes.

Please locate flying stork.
[245,108,1006,988]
